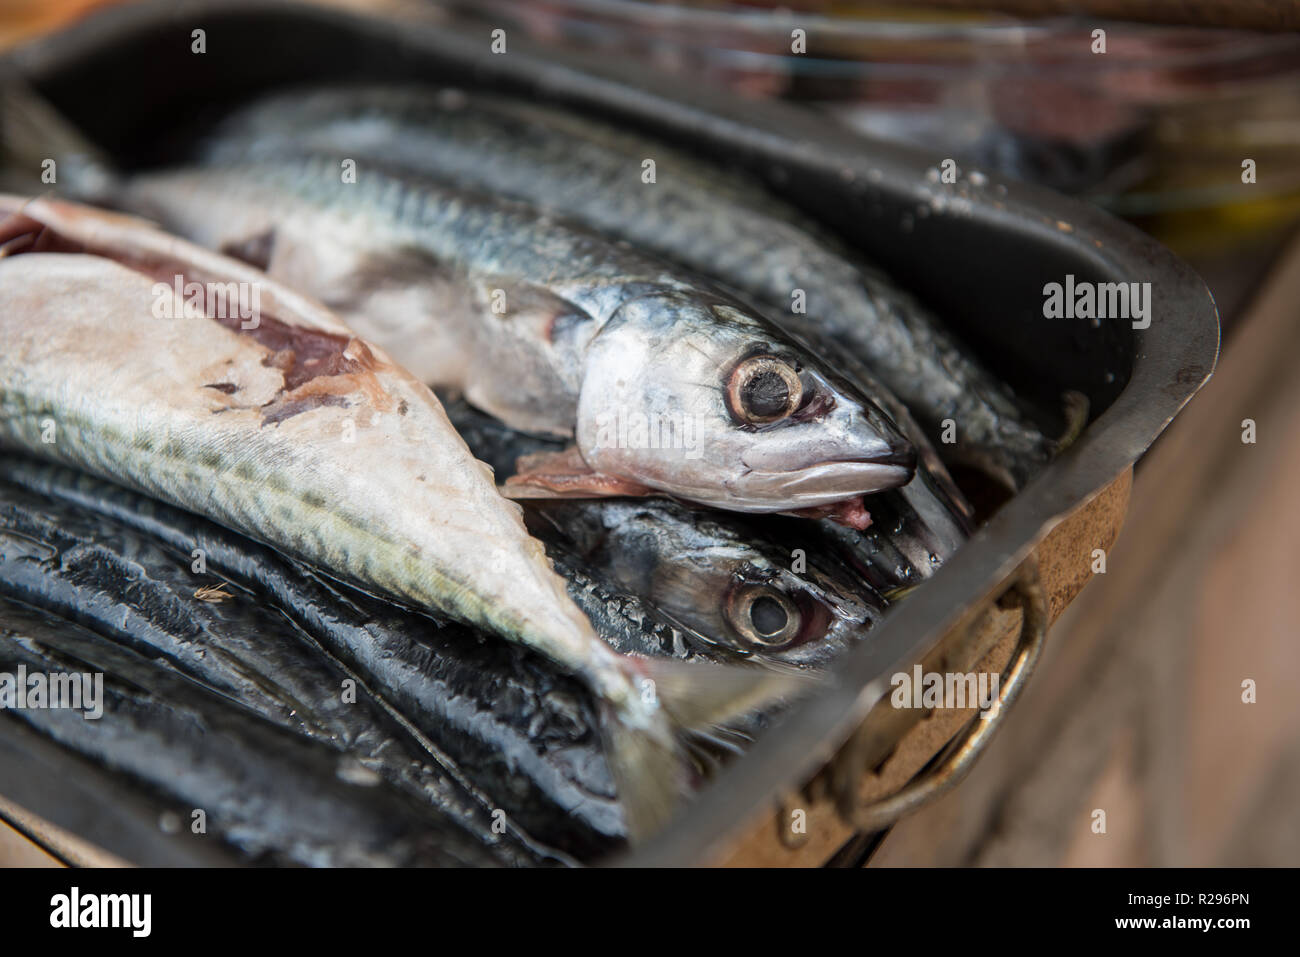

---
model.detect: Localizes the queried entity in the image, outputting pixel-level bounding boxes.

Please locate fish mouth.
[735,453,916,507]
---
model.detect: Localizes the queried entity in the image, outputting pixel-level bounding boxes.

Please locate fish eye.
[726,355,803,425]
[726,583,801,648]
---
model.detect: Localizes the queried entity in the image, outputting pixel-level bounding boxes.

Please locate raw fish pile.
[0,84,1060,865]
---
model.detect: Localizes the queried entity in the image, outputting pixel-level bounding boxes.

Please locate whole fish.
[197,84,1060,489]
[205,85,975,545]
[0,466,570,865]
[29,117,922,517]
[0,597,509,867]
[0,196,793,839]
[0,453,624,860]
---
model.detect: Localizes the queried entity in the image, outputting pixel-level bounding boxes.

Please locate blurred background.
[2,0,1298,866]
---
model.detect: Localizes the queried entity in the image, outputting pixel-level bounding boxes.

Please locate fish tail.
[980,399,1080,492]
[0,69,121,201]
[1054,390,1091,454]
[598,699,680,845]
[600,658,811,842]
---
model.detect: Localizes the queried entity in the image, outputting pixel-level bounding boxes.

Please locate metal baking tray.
[0,0,1219,866]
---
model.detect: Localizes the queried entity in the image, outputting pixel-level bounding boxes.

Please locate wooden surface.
[870,229,1300,867]
[0,795,128,867]
[0,802,61,867]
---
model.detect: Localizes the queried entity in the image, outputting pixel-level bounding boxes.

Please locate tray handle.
[835,560,1048,833]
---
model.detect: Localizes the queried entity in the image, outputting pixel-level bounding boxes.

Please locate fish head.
[537,500,885,667]
[577,293,915,511]
[638,521,884,667]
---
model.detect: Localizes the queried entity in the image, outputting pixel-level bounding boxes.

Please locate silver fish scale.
[205,88,1053,487]
[133,155,730,336]
[0,358,506,656]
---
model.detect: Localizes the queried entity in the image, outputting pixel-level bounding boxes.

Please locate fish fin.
[783,496,873,530]
[0,205,44,256]
[603,658,813,842]
[319,245,458,318]
[643,657,812,732]
[354,245,455,290]
[0,70,121,201]
[882,582,923,602]
[955,391,1085,495]
[1054,390,1091,454]
[599,699,682,842]
[0,198,106,257]
[219,228,277,273]
[472,276,593,345]
[503,447,656,499]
